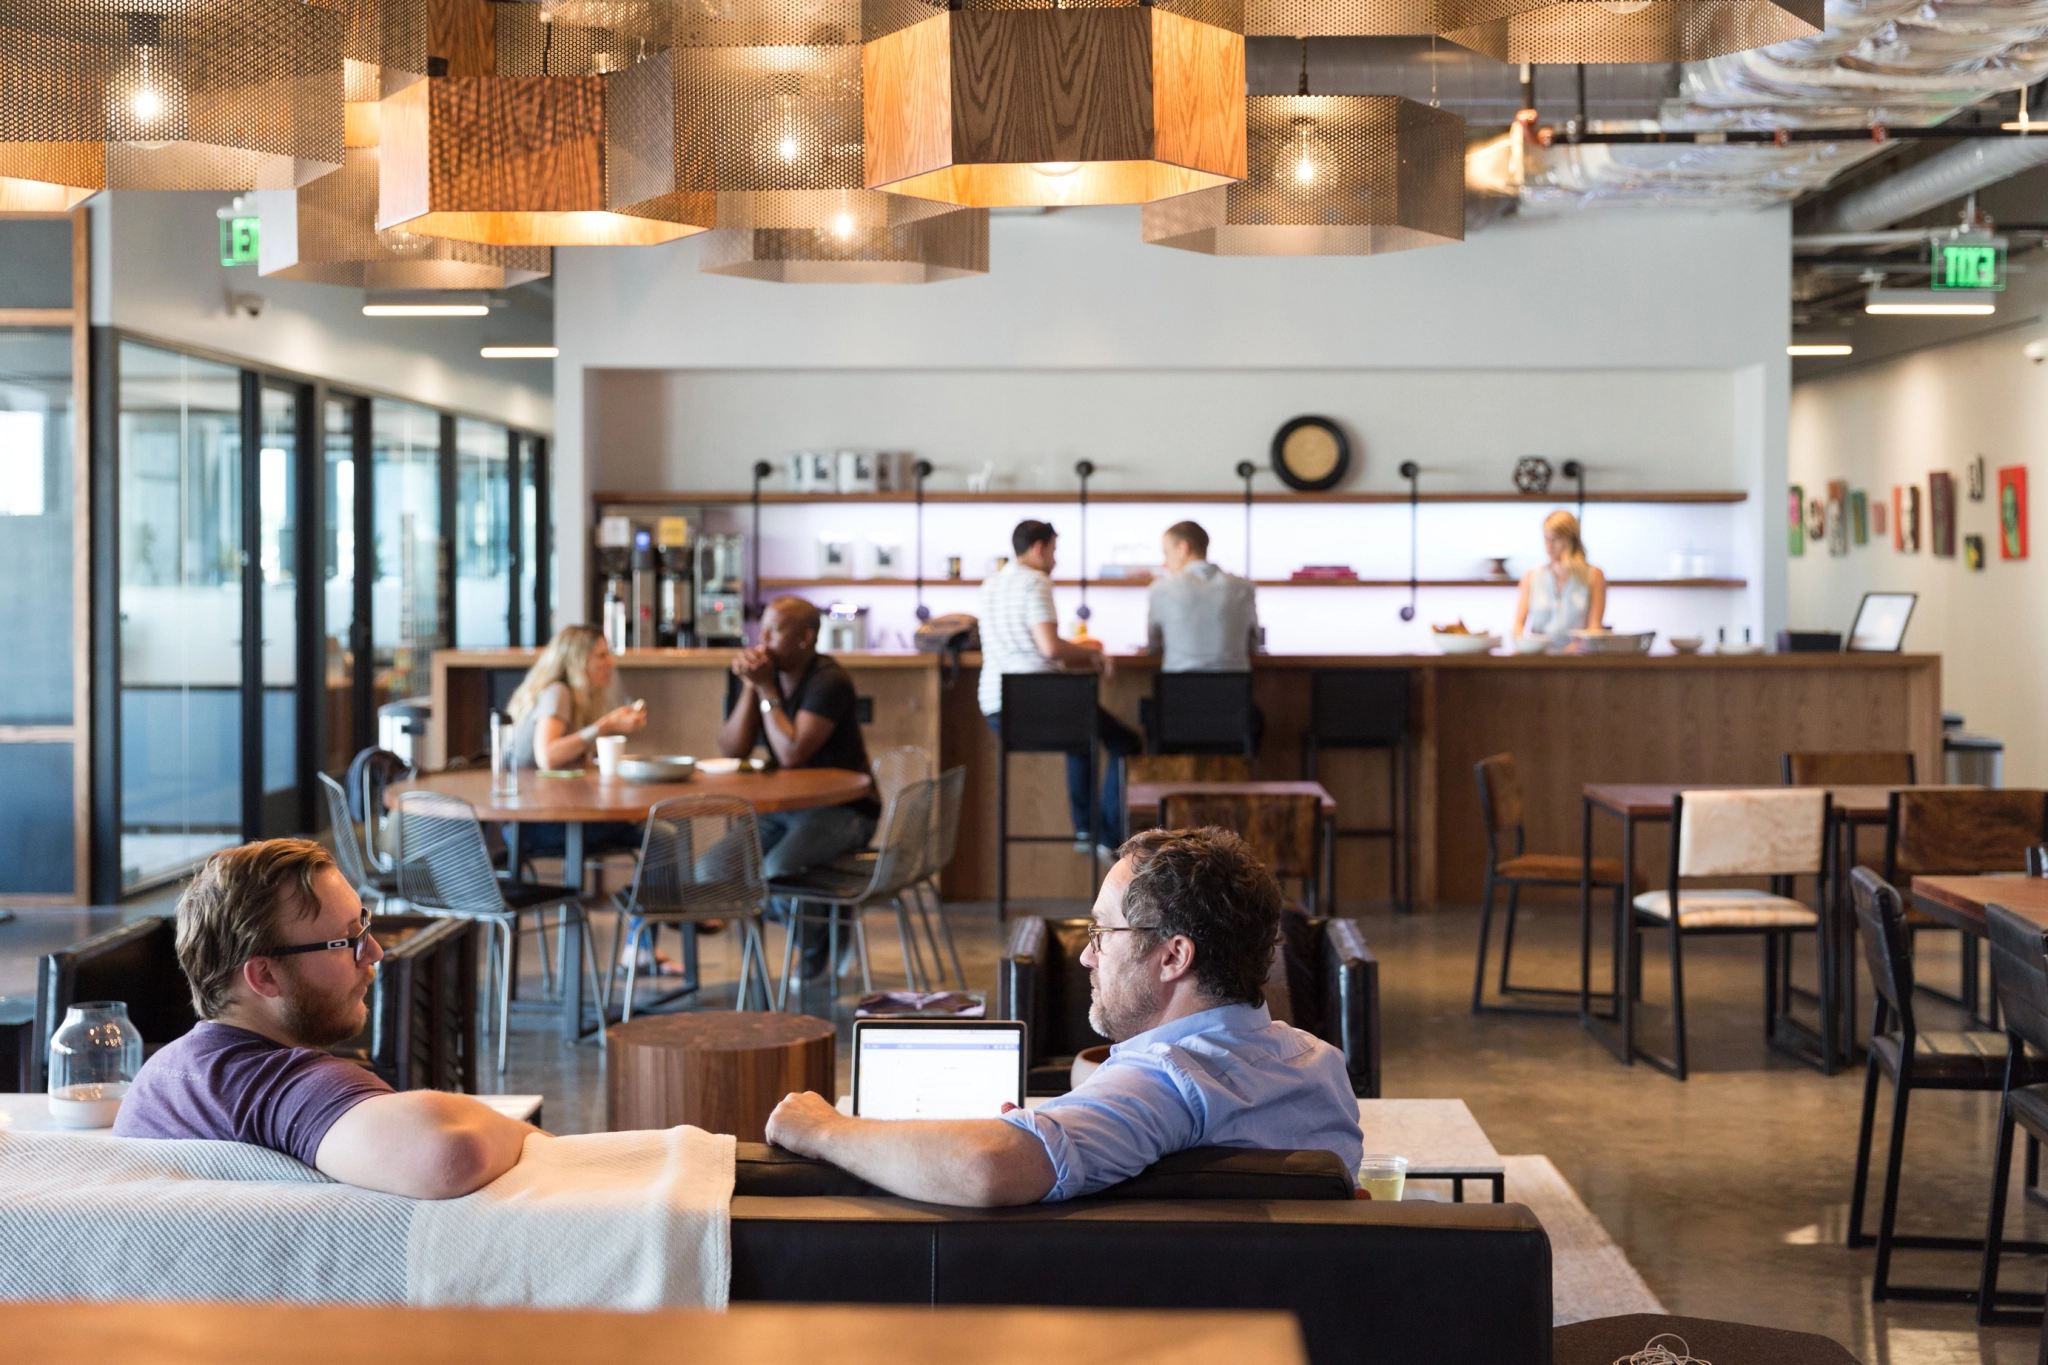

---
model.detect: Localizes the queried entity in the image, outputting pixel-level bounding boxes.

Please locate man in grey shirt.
[1146,521,1259,671]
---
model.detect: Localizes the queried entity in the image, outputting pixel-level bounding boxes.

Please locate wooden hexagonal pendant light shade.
[862,0,1248,208]
[1435,0,1821,62]
[698,205,989,282]
[1144,94,1463,256]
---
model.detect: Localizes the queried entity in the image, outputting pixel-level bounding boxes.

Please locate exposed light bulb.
[1033,162,1080,177]
[831,211,855,239]
[132,85,161,122]
[1290,116,1319,187]
[1294,154,1315,184]
[778,134,799,160]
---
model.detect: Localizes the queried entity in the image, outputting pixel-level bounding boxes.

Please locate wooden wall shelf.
[762,576,1749,590]
[599,488,1749,507]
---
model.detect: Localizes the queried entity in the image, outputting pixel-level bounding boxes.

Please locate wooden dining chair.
[1885,789,2048,1016]
[1782,751,1918,786]
[1127,754,1254,785]
[1470,753,1627,1017]
[1630,788,1832,1079]
[1974,900,2048,1325]
[1846,869,2048,1305]
[1160,791,1322,913]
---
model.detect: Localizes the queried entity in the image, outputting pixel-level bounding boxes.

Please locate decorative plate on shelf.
[1271,416,1352,492]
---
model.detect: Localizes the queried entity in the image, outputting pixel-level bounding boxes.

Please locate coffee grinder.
[595,515,634,653]
[654,516,693,647]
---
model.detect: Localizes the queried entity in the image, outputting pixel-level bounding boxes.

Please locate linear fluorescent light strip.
[363,303,490,317]
[479,346,559,358]
[1865,287,1995,317]
[1787,344,1853,356]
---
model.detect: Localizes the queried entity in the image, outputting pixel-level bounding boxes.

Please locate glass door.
[322,395,363,779]
[455,417,511,648]
[371,398,444,707]
[253,383,306,837]
[117,342,243,890]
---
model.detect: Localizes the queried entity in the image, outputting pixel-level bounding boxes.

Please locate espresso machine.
[695,532,746,646]
[629,530,660,649]
[596,515,633,653]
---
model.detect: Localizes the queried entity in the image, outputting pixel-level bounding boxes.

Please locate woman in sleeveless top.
[1512,510,1607,646]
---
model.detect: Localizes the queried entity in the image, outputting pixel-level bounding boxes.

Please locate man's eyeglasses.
[261,909,375,964]
[1085,924,1152,954]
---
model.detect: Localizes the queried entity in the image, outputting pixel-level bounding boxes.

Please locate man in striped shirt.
[977,519,1141,858]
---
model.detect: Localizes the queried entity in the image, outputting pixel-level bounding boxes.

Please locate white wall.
[1790,329,2048,785]
[554,203,1792,638]
[92,191,551,430]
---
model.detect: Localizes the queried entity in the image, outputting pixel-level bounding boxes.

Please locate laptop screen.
[851,1021,1027,1120]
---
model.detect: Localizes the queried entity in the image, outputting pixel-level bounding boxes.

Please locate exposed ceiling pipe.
[1817,137,2048,230]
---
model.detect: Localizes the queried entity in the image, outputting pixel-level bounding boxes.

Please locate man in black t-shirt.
[720,596,881,980]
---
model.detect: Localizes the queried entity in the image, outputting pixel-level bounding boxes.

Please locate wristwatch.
[758,695,779,717]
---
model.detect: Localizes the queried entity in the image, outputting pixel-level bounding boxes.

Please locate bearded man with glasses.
[766,827,1363,1204]
[114,839,538,1199]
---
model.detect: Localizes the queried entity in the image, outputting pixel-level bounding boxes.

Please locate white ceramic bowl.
[1434,633,1500,655]
[1510,634,1549,655]
[1668,637,1704,654]
[1715,641,1765,656]
[616,755,695,783]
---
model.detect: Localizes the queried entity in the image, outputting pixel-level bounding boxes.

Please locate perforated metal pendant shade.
[0,0,345,191]
[258,145,549,288]
[375,0,705,246]
[862,0,1247,208]
[1435,0,1821,62]
[698,205,988,282]
[1244,0,1437,35]
[1143,96,1463,257]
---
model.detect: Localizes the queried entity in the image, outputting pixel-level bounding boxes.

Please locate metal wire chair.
[899,765,967,989]
[870,745,932,818]
[395,790,603,1073]
[319,772,398,907]
[606,794,778,1019]
[769,775,939,1010]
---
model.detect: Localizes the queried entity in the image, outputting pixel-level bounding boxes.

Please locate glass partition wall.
[91,343,549,899]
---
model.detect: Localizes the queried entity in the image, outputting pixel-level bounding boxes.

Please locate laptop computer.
[850,1019,1028,1120]
[1847,591,1917,652]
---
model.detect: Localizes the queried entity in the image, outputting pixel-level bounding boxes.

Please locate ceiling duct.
[1816,138,2048,230]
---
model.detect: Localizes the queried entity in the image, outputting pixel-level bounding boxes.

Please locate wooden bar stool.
[1145,671,1258,756]
[1161,790,1324,915]
[1299,669,1411,912]
[1470,753,1627,1018]
[996,672,1103,921]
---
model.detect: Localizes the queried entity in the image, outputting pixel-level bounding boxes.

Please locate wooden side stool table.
[607,1013,835,1140]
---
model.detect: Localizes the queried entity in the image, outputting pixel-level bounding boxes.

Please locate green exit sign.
[1931,239,2005,291]
[219,215,258,267]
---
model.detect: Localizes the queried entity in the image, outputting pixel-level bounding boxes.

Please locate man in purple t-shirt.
[115,839,538,1199]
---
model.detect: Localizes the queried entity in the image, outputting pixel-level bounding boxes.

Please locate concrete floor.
[6,887,2046,1363]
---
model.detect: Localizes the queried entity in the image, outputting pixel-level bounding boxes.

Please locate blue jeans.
[760,803,880,976]
[985,709,1141,850]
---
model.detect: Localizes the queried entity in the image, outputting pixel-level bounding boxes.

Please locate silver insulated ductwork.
[1817,137,2048,228]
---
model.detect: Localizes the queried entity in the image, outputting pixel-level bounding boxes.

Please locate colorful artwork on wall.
[1788,484,1804,556]
[1826,480,1848,556]
[1907,485,1921,552]
[1965,534,1986,570]
[1872,498,1888,538]
[1891,486,1904,550]
[2000,465,2029,559]
[1808,498,1826,542]
[1850,489,1868,545]
[1929,471,1955,557]
[1969,456,1986,502]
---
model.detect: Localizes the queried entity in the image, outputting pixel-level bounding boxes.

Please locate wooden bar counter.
[431,648,1940,906]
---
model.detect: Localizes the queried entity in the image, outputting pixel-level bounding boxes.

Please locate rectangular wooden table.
[1910,874,2048,935]
[1126,781,1337,913]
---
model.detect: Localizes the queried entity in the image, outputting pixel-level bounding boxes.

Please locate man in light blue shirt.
[763,828,1363,1204]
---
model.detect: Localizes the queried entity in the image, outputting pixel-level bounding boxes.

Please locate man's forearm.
[717,682,757,757]
[793,1115,1055,1206]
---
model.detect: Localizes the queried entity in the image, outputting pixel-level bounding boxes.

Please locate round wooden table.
[385,764,873,885]
[607,1012,836,1140]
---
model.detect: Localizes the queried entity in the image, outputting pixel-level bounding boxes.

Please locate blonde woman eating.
[1512,510,1607,647]
[501,625,648,860]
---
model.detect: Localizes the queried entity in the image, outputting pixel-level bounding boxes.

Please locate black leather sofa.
[727,1144,1551,1365]
[998,912,1381,1097]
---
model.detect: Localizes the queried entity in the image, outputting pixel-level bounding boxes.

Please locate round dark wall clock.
[1270,416,1352,492]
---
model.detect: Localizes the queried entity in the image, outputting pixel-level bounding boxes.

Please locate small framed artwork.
[1891,486,1904,550]
[1872,498,1889,538]
[1808,498,1826,542]
[1965,534,1986,570]
[1826,480,1849,556]
[1929,471,1956,557]
[2000,465,2029,559]
[1907,485,1922,552]
[1788,484,1805,556]
[1850,489,1868,545]
[1969,456,1986,502]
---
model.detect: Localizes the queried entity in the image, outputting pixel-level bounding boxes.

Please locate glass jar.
[47,1001,144,1129]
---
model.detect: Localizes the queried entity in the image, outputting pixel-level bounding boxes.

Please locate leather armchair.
[997,911,1380,1097]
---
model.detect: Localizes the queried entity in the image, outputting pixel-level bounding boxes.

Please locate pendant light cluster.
[0,0,1821,288]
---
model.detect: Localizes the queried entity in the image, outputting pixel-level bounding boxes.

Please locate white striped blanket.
[0,1126,735,1311]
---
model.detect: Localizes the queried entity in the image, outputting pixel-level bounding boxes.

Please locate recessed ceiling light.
[1865,287,1995,317]
[362,303,490,317]
[480,346,559,359]
[1787,343,1853,356]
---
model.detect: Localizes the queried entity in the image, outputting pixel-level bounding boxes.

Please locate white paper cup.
[595,735,626,777]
